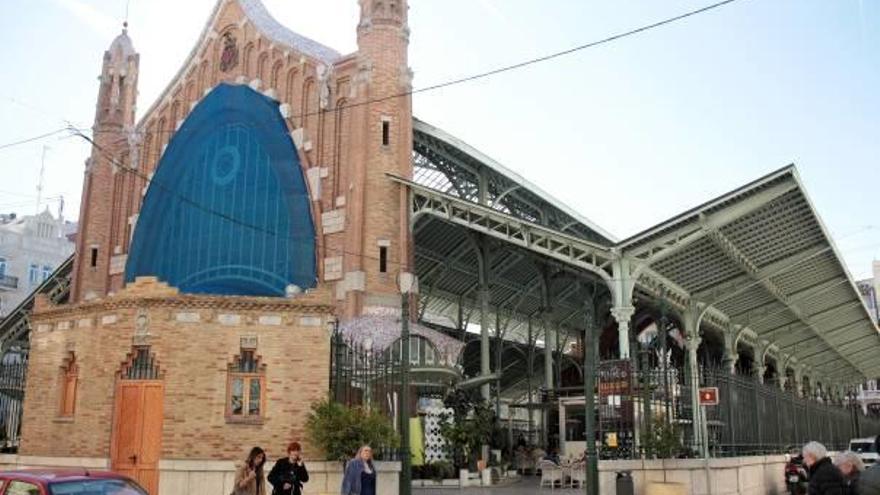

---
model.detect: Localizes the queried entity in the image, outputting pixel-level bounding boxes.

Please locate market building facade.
[1,1,878,494]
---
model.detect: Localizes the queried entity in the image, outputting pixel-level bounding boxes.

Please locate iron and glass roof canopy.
[410,119,880,382]
[2,119,876,384]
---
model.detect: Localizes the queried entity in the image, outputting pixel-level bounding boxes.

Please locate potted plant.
[439,391,495,474]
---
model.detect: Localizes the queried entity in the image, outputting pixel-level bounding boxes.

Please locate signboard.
[606,432,618,448]
[598,360,631,397]
[699,387,719,406]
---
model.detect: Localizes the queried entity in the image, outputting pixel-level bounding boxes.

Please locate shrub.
[305,400,399,463]
[430,460,455,481]
[641,416,685,459]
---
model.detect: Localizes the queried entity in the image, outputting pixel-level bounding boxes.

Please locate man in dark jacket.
[267,441,309,495]
[858,436,880,495]
[803,441,844,495]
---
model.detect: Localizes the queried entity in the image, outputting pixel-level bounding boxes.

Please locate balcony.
[0,275,18,290]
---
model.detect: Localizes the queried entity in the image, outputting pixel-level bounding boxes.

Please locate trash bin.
[616,470,634,495]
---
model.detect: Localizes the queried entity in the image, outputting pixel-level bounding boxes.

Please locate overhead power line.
[406,0,741,97]
[2,0,744,146]
[0,128,69,151]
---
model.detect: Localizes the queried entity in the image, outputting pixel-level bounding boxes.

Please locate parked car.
[849,436,879,467]
[0,469,147,495]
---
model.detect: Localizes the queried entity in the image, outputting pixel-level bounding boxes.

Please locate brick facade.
[24,0,414,472]
[70,0,415,319]
[21,277,334,460]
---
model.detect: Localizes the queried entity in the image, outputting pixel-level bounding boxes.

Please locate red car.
[0,469,147,495]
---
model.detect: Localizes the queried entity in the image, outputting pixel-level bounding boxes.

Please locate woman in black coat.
[268,441,310,495]
[803,441,844,495]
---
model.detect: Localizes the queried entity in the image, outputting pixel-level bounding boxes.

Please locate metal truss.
[397,175,616,284]
[0,255,74,355]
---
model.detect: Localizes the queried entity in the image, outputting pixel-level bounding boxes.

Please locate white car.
[849,436,878,466]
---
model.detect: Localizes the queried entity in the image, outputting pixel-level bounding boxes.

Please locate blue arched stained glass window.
[125,83,316,296]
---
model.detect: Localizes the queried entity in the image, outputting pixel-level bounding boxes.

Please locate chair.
[569,462,587,489]
[539,460,563,489]
[515,450,532,474]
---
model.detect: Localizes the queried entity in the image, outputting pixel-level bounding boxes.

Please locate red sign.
[699,387,719,406]
[598,360,631,397]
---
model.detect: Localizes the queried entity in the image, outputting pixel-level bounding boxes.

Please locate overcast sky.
[1,0,878,279]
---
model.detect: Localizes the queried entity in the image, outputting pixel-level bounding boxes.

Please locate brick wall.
[71,0,416,323]
[20,277,334,461]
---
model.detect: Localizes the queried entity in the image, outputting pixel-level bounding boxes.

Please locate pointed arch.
[242,42,256,77]
[125,84,317,296]
[257,51,270,84]
[185,80,197,108]
[270,60,284,91]
[198,59,210,95]
[285,68,300,122]
[155,116,167,159]
[302,77,317,135]
[169,100,182,132]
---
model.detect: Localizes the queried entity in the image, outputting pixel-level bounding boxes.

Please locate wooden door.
[111,380,164,495]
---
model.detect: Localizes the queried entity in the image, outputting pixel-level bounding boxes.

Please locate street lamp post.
[398,273,418,495]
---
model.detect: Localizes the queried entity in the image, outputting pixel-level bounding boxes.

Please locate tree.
[641,416,685,459]
[440,391,496,470]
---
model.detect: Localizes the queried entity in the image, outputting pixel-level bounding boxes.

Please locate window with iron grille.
[59,352,78,417]
[122,348,161,380]
[227,350,265,422]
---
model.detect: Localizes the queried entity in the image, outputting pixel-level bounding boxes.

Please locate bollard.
[616,470,634,495]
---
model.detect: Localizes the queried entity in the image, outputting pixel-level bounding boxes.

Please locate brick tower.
[342,0,414,317]
[71,25,139,302]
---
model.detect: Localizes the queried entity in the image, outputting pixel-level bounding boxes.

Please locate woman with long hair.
[234,446,267,495]
[341,445,376,495]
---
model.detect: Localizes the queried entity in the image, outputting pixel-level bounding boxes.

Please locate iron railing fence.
[568,361,880,460]
[328,332,406,461]
[694,366,876,456]
[0,359,26,452]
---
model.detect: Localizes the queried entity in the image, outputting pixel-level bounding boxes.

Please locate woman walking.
[341,445,376,495]
[833,451,864,495]
[268,441,310,495]
[233,447,267,495]
[802,441,844,495]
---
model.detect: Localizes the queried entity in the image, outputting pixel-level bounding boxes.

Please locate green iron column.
[540,273,554,450]
[683,304,704,456]
[477,240,491,464]
[583,294,600,495]
[543,316,555,449]
[398,273,417,495]
[400,291,411,495]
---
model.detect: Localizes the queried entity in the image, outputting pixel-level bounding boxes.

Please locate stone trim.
[33,296,334,319]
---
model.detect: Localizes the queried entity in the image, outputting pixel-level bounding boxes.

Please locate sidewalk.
[414,477,588,494]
